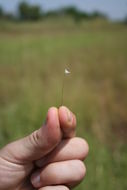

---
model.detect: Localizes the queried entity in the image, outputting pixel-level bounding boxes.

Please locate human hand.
[0,106,89,190]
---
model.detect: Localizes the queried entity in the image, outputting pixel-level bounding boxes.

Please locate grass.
[0,18,127,189]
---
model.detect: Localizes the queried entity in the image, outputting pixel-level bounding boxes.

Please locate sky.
[0,0,127,20]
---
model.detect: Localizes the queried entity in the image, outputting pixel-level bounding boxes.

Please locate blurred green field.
[0,18,127,189]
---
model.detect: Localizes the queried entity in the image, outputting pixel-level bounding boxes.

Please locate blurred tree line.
[19,2,41,20]
[0,1,107,22]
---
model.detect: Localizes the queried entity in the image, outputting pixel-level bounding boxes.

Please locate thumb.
[0,107,62,163]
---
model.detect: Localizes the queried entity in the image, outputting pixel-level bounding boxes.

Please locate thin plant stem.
[61,67,71,106]
[61,72,65,106]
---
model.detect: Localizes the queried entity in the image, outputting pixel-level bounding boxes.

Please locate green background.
[0,18,127,189]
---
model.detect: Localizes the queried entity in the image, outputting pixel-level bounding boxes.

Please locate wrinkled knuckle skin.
[29,130,42,148]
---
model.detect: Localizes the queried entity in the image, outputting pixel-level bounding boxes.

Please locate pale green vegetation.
[0,18,127,189]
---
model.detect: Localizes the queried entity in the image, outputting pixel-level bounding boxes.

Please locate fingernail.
[31,172,41,187]
[65,107,73,124]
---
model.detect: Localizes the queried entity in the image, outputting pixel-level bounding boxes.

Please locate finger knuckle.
[60,187,70,190]
[29,130,41,148]
[78,138,89,160]
[75,160,86,181]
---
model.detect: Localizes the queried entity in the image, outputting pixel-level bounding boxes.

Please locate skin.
[0,106,89,190]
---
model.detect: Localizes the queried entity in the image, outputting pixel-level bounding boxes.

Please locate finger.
[59,106,76,138]
[1,107,62,162]
[39,186,69,190]
[31,160,86,188]
[36,137,89,167]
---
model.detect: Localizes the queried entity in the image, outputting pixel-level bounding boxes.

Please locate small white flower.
[65,69,70,74]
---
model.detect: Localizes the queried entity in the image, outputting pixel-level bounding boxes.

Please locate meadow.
[0,18,127,189]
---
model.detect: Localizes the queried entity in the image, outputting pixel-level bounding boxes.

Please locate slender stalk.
[61,72,65,106]
[61,68,70,106]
